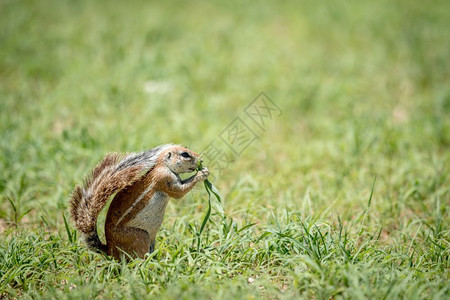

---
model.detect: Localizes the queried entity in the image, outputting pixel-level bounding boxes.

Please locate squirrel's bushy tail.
[69,153,145,252]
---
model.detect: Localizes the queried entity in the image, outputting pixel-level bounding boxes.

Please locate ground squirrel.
[69,144,209,260]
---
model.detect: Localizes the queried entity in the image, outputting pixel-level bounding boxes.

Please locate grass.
[1,0,449,298]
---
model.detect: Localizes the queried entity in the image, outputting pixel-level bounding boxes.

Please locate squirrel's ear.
[166,152,172,160]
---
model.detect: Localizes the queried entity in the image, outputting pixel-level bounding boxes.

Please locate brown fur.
[69,145,209,260]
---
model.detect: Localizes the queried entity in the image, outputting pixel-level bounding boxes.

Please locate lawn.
[0,0,449,298]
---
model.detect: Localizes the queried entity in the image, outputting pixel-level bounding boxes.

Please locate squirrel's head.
[161,145,200,175]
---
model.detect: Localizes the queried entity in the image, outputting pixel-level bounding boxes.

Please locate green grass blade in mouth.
[196,160,222,249]
[198,181,212,244]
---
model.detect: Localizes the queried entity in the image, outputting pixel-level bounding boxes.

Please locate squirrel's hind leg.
[107,226,150,260]
[149,239,156,254]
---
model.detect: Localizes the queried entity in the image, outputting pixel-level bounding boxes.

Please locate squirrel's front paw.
[196,167,210,182]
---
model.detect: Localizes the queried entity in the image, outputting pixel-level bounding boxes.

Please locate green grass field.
[1,0,449,298]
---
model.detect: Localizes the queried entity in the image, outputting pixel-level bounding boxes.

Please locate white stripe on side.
[115,182,156,227]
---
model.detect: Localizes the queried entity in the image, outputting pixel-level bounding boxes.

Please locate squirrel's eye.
[181,152,190,158]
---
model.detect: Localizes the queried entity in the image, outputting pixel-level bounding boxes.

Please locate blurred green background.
[1,0,448,221]
[0,0,449,298]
